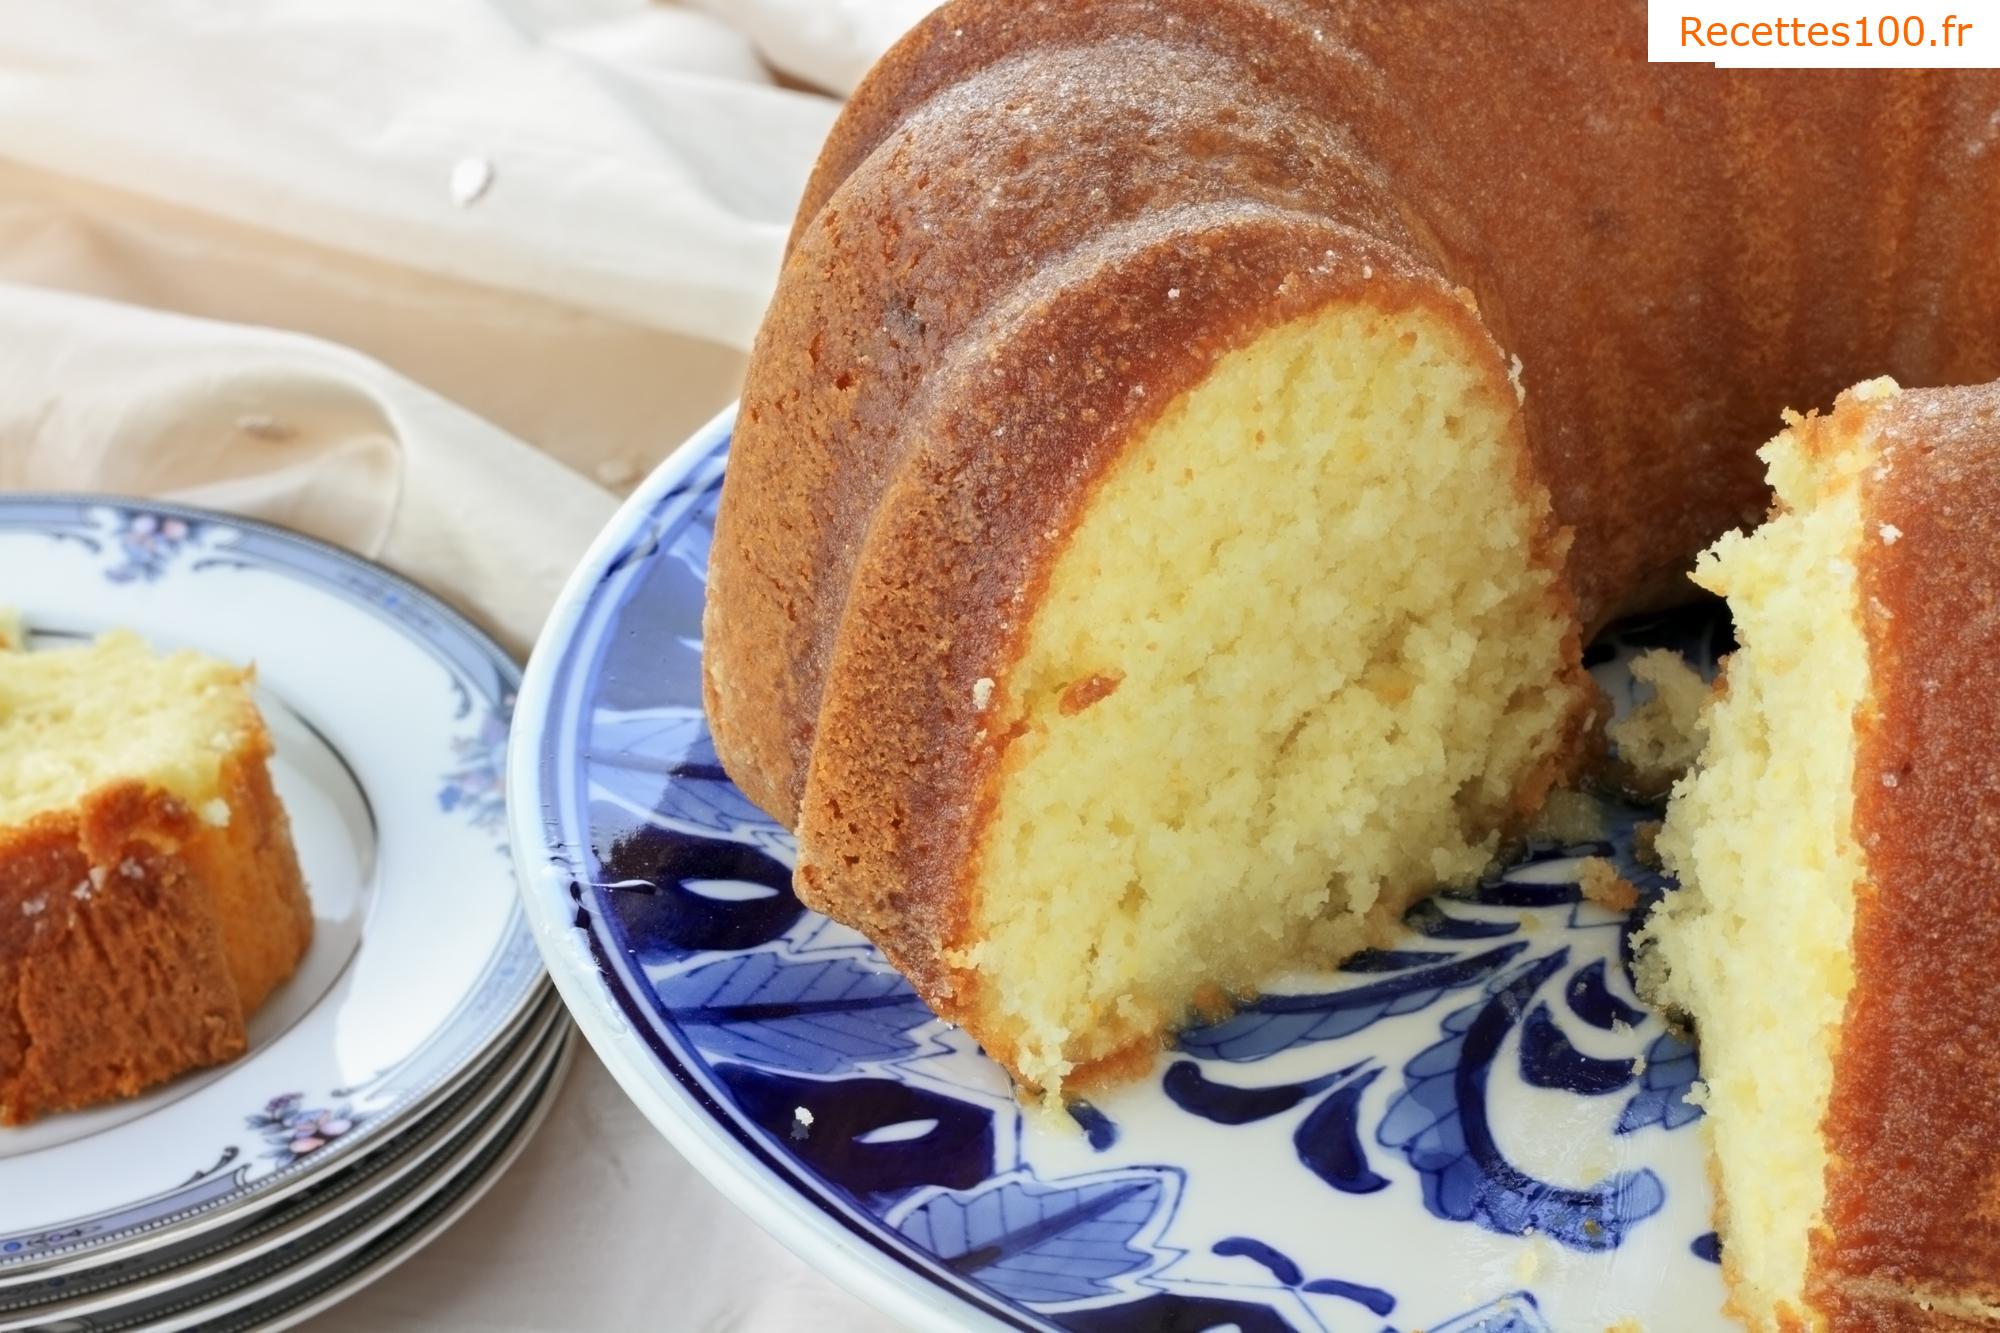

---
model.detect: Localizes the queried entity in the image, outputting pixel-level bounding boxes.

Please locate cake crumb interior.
[1641,405,1878,1330]
[0,631,257,830]
[958,301,1586,1091]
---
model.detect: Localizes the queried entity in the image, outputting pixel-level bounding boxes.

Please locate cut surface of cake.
[704,0,2000,1097]
[0,625,314,1124]
[1640,380,2000,1330]
[939,301,1590,1088]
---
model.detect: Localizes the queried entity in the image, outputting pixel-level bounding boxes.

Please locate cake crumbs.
[1632,820,1664,868]
[790,1106,814,1141]
[1529,788,1606,844]
[1605,649,1710,799]
[1059,672,1123,716]
[1578,857,1640,913]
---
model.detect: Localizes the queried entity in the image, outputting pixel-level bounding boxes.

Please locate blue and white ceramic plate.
[512,407,1736,1332]
[0,497,544,1280]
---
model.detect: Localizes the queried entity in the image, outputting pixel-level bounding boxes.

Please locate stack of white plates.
[0,495,563,1332]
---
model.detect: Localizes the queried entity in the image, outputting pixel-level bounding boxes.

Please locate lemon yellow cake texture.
[0,624,313,1124]
[1606,649,1712,800]
[1641,381,2000,1331]
[702,0,2000,1098]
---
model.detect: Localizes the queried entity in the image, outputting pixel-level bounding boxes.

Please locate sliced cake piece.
[1640,380,2000,1330]
[0,625,313,1123]
[712,259,1598,1097]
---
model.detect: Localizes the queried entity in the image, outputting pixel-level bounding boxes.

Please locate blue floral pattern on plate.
[513,408,1734,1330]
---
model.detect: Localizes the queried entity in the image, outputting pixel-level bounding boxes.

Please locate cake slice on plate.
[0,623,313,1124]
[1641,380,2000,1330]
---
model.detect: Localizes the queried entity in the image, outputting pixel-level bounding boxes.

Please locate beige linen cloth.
[0,0,934,1327]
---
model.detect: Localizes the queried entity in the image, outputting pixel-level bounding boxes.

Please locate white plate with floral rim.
[184,1024,571,1333]
[511,406,1741,1333]
[0,993,564,1320]
[0,496,543,1281]
[2,1014,574,1333]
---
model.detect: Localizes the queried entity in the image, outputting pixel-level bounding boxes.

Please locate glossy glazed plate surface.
[0,497,543,1274]
[39,1020,574,1333]
[512,407,1734,1332]
[0,993,561,1322]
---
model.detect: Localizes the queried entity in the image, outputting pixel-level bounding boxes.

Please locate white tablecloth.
[0,1,937,1326]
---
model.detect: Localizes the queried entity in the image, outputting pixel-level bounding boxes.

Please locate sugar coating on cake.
[0,628,313,1123]
[707,0,2000,1106]
[1638,384,1886,1329]
[949,303,1588,1089]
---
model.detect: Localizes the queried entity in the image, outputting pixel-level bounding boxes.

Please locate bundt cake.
[701,0,2000,1096]
[0,624,313,1123]
[1641,380,2000,1331]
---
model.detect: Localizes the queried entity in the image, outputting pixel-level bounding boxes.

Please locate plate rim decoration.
[512,406,1027,1333]
[0,494,546,1275]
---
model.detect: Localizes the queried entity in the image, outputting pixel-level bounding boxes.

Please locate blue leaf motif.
[656,952,933,1075]
[1564,958,1648,1031]
[1177,942,1529,1062]
[1402,898,1523,940]
[1067,1101,1119,1151]
[892,1169,1175,1306]
[1293,1067,1390,1194]
[598,828,802,954]
[1461,879,1581,910]
[1211,1238,1396,1316]
[590,710,770,836]
[1518,1002,1636,1096]
[1430,1290,1553,1333]
[1212,1236,1304,1287]
[1376,950,1667,1251]
[1341,948,1459,972]
[712,1062,993,1194]
[1053,1292,1298,1333]
[1161,1060,1353,1125]
[1615,1028,1704,1134]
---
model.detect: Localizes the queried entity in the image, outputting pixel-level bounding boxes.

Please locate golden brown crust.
[0,715,313,1125]
[704,0,2000,1092]
[710,0,2000,831]
[802,239,1543,1037]
[1806,384,2000,1323]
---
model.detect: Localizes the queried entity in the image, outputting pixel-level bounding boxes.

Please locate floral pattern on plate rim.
[0,498,540,1269]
